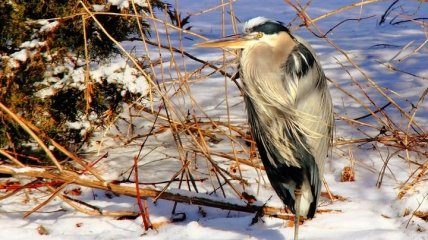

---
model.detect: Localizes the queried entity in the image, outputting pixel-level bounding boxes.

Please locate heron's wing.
[245,95,301,214]
[245,92,320,217]
[282,38,334,217]
[286,37,334,173]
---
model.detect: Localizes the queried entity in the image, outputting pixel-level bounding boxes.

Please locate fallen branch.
[0,165,339,221]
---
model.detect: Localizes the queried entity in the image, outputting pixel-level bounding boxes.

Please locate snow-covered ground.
[1,0,427,239]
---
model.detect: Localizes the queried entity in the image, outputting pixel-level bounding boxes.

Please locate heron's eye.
[256,32,264,39]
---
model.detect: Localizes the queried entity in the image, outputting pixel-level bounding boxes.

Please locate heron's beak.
[194,34,254,49]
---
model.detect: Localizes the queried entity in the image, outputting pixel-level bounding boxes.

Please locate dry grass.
[0,0,426,228]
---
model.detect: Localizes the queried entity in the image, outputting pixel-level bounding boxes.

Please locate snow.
[92,4,106,12]
[10,49,29,62]
[66,120,92,136]
[35,58,150,98]
[39,21,60,33]
[8,40,46,66]
[20,39,46,49]
[108,0,148,9]
[1,0,427,240]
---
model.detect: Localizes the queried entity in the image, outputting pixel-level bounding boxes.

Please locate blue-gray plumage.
[194,16,333,240]
[285,43,316,79]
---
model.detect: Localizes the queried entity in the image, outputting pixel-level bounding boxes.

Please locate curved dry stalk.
[0,102,63,171]
[78,1,156,91]
[6,111,105,181]
[23,183,68,218]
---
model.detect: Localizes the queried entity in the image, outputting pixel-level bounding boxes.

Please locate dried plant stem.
[287,0,423,130]
[23,183,68,218]
[398,160,428,199]
[0,165,339,221]
[296,0,384,27]
[0,149,26,167]
[78,2,156,91]
[322,178,335,201]
[0,102,63,171]
[192,150,264,170]
[61,195,138,218]
[82,15,93,114]
[13,112,104,181]
[0,180,48,201]
[335,133,428,149]
[134,155,152,230]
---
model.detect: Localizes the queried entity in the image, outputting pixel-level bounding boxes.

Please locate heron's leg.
[294,188,302,240]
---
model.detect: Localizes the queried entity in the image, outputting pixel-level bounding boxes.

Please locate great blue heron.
[195,17,333,240]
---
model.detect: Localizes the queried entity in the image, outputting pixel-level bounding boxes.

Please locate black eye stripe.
[249,22,290,34]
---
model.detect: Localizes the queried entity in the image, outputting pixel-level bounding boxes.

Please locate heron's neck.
[240,31,299,113]
[273,32,297,63]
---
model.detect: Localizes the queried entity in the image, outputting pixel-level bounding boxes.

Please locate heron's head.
[194,17,292,49]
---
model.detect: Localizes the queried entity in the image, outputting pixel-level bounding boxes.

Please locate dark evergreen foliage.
[0,0,174,162]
